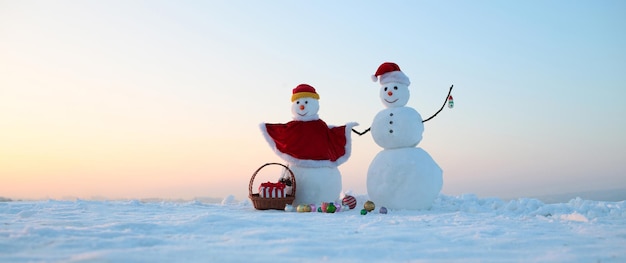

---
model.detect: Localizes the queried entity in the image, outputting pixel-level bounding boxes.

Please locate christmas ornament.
[379,207,388,214]
[326,202,336,213]
[364,200,375,212]
[360,209,368,215]
[284,204,295,212]
[447,95,454,109]
[317,207,322,212]
[309,204,316,212]
[321,202,329,213]
[342,195,357,209]
[297,204,311,212]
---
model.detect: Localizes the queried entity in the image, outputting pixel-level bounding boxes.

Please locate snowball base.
[367,147,443,210]
[290,165,342,205]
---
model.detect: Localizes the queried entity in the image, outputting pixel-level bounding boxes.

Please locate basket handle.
[248,163,297,197]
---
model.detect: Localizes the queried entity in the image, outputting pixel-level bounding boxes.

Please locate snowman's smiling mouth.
[384,98,398,103]
[298,112,308,116]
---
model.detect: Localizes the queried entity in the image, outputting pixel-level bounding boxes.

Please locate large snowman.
[260,84,358,205]
[366,62,443,210]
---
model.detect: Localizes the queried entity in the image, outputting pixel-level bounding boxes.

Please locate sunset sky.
[1,1,625,201]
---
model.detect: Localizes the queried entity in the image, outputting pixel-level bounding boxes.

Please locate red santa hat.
[371,62,411,86]
[291,84,320,102]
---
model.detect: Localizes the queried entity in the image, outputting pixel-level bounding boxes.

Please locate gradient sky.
[1,1,625,201]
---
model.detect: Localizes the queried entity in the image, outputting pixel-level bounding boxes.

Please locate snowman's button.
[389,113,394,116]
[389,121,393,124]
[389,129,393,133]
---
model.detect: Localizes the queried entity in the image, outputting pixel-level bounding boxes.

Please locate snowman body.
[289,165,342,205]
[367,147,442,210]
[366,69,443,210]
[371,107,423,149]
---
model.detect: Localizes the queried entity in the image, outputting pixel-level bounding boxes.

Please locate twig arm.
[352,127,370,136]
[422,85,454,123]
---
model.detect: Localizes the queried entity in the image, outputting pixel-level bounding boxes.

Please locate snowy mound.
[1,195,624,262]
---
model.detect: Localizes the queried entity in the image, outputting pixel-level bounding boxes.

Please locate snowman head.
[372,62,411,108]
[379,82,410,108]
[290,84,320,121]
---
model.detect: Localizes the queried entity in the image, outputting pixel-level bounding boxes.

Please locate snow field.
[1,194,624,262]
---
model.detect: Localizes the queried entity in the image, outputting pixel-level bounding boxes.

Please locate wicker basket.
[248,163,297,210]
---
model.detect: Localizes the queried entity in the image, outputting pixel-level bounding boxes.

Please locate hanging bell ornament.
[447,95,454,109]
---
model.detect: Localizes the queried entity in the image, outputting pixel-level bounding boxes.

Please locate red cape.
[260,119,357,167]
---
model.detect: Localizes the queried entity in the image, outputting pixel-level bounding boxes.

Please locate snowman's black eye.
[394,86,398,90]
[296,101,300,104]
[305,101,308,104]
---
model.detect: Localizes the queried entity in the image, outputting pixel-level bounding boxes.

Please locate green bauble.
[326,202,336,213]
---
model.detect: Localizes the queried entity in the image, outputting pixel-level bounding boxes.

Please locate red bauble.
[342,195,357,209]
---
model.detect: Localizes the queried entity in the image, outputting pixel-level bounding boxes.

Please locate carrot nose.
[387,91,393,96]
[299,105,305,110]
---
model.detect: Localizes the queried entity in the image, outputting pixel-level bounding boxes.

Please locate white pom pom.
[371,75,378,82]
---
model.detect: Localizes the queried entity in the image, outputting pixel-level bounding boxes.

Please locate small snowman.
[260,84,358,205]
[366,62,444,210]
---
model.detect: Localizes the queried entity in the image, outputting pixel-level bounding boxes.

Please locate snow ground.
[1,194,625,263]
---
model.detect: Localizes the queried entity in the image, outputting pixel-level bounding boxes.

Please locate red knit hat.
[371,62,411,85]
[291,84,320,102]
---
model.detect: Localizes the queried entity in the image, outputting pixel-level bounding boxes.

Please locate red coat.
[260,119,357,167]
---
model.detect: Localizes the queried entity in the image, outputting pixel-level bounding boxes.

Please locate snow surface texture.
[2,194,625,263]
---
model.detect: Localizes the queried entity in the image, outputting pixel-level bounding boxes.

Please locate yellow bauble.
[297,204,311,213]
[364,201,375,212]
